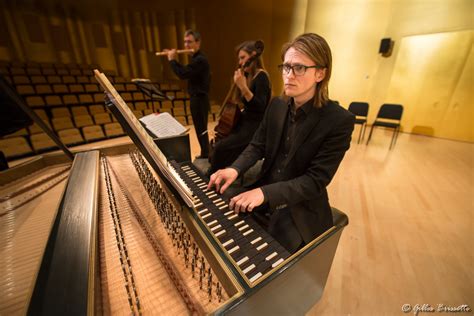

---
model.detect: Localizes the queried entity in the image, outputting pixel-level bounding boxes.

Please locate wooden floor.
[198,124,474,315]
[8,123,473,315]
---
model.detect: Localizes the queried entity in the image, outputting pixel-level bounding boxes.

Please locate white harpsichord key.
[197,208,209,215]
[206,219,218,226]
[249,272,263,283]
[222,239,234,247]
[215,229,226,237]
[271,258,284,268]
[237,256,249,266]
[265,252,278,261]
[243,264,256,274]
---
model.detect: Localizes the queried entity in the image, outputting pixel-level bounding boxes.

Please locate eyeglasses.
[278,63,323,76]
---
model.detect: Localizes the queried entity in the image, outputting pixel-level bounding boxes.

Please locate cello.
[212,40,265,143]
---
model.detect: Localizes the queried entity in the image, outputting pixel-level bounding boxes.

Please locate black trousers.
[190,95,210,157]
[209,118,260,174]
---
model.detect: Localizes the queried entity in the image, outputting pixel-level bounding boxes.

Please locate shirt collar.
[288,97,314,119]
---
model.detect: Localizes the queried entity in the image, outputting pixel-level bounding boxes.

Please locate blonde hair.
[281,33,332,108]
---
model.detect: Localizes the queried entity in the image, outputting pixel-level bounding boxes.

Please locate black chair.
[366,103,403,149]
[348,102,369,143]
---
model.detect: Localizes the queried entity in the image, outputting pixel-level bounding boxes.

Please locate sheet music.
[140,112,187,138]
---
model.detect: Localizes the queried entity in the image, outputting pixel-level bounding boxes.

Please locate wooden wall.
[1,0,472,142]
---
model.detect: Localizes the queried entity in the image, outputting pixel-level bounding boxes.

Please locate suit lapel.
[286,106,322,163]
[266,101,288,169]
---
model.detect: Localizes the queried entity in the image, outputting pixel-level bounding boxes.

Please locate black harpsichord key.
[168,161,290,285]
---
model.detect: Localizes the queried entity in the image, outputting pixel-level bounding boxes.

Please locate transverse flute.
[155,49,194,56]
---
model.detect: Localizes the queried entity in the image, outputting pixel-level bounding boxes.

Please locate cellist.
[208,40,271,174]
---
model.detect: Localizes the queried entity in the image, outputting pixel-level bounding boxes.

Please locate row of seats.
[0,123,125,159]
[0,60,218,160]
[15,82,187,98]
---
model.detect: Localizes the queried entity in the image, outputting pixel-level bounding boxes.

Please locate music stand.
[131,78,172,101]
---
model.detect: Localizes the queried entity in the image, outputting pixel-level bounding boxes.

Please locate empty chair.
[161,100,173,109]
[51,107,71,118]
[85,84,99,93]
[16,84,35,95]
[25,96,45,108]
[0,136,33,158]
[93,93,104,103]
[52,117,74,131]
[366,103,404,149]
[121,92,133,102]
[114,83,126,91]
[104,122,125,138]
[143,109,153,116]
[42,68,56,75]
[76,76,89,83]
[69,69,82,76]
[30,75,47,84]
[46,75,61,84]
[62,75,76,84]
[348,102,369,144]
[52,84,68,93]
[71,106,89,116]
[26,68,42,75]
[34,109,48,120]
[74,114,94,128]
[173,100,185,108]
[166,91,175,99]
[132,110,143,118]
[134,102,148,112]
[173,107,185,116]
[12,75,30,84]
[31,132,57,152]
[125,84,137,91]
[89,104,105,115]
[78,94,93,104]
[63,94,79,105]
[58,128,84,145]
[69,84,85,93]
[10,67,26,75]
[29,121,51,135]
[160,83,170,90]
[132,92,145,101]
[44,95,63,107]
[93,112,112,125]
[82,125,106,142]
[36,84,53,94]
[176,91,187,99]
[56,68,69,75]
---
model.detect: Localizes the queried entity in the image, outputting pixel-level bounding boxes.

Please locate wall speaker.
[379,38,394,57]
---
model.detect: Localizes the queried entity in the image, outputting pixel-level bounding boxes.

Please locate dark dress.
[209,71,271,173]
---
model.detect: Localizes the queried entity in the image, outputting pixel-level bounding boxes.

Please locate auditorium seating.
[58,128,85,146]
[83,125,106,142]
[0,137,33,158]
[31,133,57,152]
[104,122,125,138]
[0,60,195,160]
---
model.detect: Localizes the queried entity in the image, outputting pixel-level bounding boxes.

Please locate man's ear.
[315,68,326,83]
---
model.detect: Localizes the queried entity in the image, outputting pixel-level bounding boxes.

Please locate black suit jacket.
[231,96,354,252]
